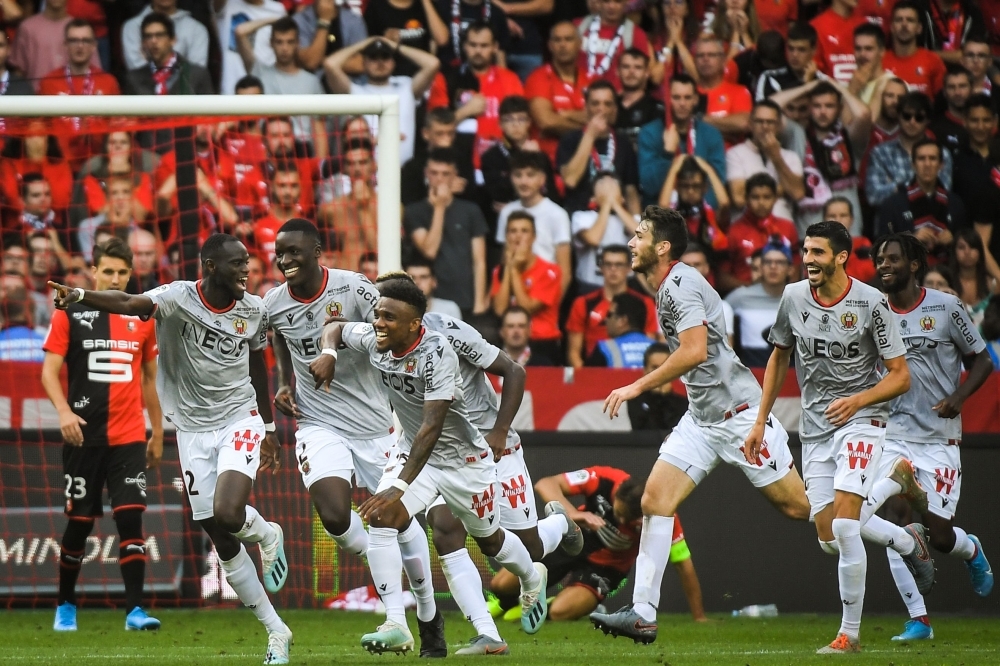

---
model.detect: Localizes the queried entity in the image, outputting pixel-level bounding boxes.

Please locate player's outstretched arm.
[825,355,911,428]
[746,344,793,464]
[604,326,708,419]
[935,349,993,419]
[48,281,154,317]
[484,352,526,460]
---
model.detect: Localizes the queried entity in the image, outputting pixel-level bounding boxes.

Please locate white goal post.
[0,94,402,272]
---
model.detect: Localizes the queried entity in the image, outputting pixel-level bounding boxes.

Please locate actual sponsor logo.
[73,311,100,329]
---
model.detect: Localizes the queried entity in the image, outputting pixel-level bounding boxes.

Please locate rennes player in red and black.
[40,238,164,632]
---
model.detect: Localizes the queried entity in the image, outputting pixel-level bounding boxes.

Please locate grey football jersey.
[769,278,906,444]
[422,312,504,434]
[886,288,985,443]
[145,281,267,432]
[263,268,393,439]
[656,261,762,424]
[342,323,488,469]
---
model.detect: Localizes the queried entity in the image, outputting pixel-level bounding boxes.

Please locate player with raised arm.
[42,238,163,633]
[263,220,445,657]
[48,234,293,665]
[872,233,994,641]
[309,278,548,656]
[375,270,582,650]
[590,205,811,644]
[746,221,931,654]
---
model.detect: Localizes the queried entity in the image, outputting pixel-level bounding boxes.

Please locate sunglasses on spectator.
[900,111,927,122]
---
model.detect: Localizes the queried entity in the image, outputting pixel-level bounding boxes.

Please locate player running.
[490,467,706,623]
[42,239,163,632]
[309,278,548,656]
[590,205,811,644]
[872,233,994,641]
[263,220,443,656]
[49,234,293,665]
[747,221,932,654]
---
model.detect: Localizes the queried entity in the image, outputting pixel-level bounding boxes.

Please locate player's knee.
[474,531,503,557]
[113,509,144,540]
[431,527,467,556]
[61,518,94,549]
[213,506,246,534]
[317,507,351,537]
[929,524,956,553]
[640,488,673,518]
[818,538,840,556]
[782,496,812,521]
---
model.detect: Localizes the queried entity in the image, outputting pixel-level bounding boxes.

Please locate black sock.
[59,519,94,606]
[115,509,146,611]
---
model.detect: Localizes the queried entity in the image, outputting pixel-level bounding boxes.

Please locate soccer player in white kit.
[748,221,931,654]
[309,278,548,656]
[873,234,994,641]
[262,220,443,656]
[590,206,811,644]
[49,234,292,665]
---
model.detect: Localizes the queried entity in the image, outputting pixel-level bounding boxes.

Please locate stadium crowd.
[3,0,1000,368]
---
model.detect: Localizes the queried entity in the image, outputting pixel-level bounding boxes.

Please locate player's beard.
[632,244,657,274]
[806,260,836,287]
[879,270,910,294]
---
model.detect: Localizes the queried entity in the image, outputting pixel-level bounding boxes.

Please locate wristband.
[321,347,338,360]
[390,478,409,493]
[264,422,276,433]
[317,19,331,29]
[69,288,85,304]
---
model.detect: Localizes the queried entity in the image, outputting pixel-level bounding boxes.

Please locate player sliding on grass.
[747,221,933,654]
[309,278,548,656]
[42,239,164,633]
[591,205,812,644]
[872,234,994,641]
[49,234,292,665]
[262,220,445,657]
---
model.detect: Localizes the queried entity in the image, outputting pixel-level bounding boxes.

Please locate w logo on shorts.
[471,486,496,518]
[846,442,874,470]
[501,475,528,507]
[934,468,957,494]
[233,429,261,452]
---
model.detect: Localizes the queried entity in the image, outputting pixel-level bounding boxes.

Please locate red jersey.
[490,256,562,341]
[525,64,592,163]
[0,158,74,211]
[80,172,154,219]
[566,288,659,355]
[575,18,651,91]
[252,213,296,264]
[846,236,876,284]
[37,67,120,97]
[882,49,947,96]
[700,80,752,146]
[857,0,894,32]
[811,9,867,84]
[43,305,157,446]
[755,0,798,37]
[726,212,799,284]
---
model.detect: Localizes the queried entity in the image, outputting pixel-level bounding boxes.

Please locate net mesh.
[0,113,492,609]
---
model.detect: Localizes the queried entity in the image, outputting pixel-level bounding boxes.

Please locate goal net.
[0,95,495,610]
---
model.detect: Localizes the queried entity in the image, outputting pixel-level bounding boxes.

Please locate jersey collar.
[391,326,426,359]
[289,268,329,304]
[196,280,236,314]
[888,287,926,314]
[656,261,680,291]
[810,276,853,308]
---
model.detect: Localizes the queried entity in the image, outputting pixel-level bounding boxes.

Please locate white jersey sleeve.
[342,322,376,354]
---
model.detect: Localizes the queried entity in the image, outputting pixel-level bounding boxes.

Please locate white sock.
[860,478,902,524]
[219,545,284,633]
[887,548,927,619]
[949,526,977,561]
[440,548,501,641]
[632,515,674,623]
[862,514,915,555]
[367,527,406,626]
[234,506,276,544]
[819,539,840,555]
[536,515,568,558]
[494,528,540,591]
[328,511,368,556]
[397,520,436,622]
[833,518,866,641]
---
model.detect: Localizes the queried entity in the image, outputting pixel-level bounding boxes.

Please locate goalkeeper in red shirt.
[488,466,705,622]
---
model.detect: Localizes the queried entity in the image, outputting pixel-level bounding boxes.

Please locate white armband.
[321,347,338,360]
[390,478,409,493]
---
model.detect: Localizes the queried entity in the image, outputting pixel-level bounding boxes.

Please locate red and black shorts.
[62,442,147,518]
[542,549,628,602]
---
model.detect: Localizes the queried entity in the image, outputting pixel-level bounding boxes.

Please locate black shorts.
[62,443,147,518]
[542,550,629,602]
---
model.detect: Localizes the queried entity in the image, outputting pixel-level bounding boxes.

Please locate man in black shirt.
[953,95,1000,273]
[931,67,972,152]
[615,48,663,151]
[434,0,511,70]
[627,343,688,431]
[364,0,447,77]
[755,22,816,101]
[401,108,478,205]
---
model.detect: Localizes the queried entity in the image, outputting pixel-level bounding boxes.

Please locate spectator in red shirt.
[260,116,319,215]
[565,244,659,368]
[319,139,379,269]
[727,172,799,285]
[575,0,651,91]
[9,0,102,90]
[857,0,894,33]
[491,210,563,362]
[754,0,797,38]
[254,161,305,264]
[0,128,74,213]
[822,195,876,283]
[71,130,157,231]
[810,0,866,85]
[525,21,592,163]
[882,1,947,97]
[693,35,752,145]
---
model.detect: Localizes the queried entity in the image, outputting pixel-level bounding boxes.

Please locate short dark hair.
[873,232,928,283]
[20,172,48,200]
[619,46,649,67]
[787,22,817,47]
[600,244,630,262]
[499,95,531,117]
[201,233,241,264]
[643,341,669,366]
[141,12,175,39]
[944,64,973,84]
[823,195,854,219]
[506,211,536,234]
[426,147,457,168]
[899,91,933,118]
[501,305,531,325]
[235,74,264,93]
[271,16,299,38]
[805,220,852,258]
[612,292,647,331]
[966,93,997,116]
[93,237,134,269]
[376,270,413,284]
[426,107,456,126]
[910,136,941,162]
[508,150,549,173]
[809,80,842,102]
[892,0,921,17]
[277,218,322,246]
[359,251,378,266]
[642,205,688,260]
[465,19,495,42]
[586,79,618,102]
[614,475,646,522]
[963,34,991,51]
[745,172,778,195]
[403,255,435,276]
[676,156,707,184]
[64,18,95,38]
[854,22,885,48]
[377,277,427,318]
[669,72,698,94]
[753,98,783,117]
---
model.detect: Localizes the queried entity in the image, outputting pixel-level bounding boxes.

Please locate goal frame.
[0,94,402,272]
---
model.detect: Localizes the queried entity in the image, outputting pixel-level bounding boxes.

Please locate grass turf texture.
[4,610,998,665]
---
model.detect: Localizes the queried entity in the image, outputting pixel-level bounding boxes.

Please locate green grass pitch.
[4,610,999,665]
